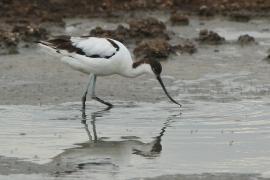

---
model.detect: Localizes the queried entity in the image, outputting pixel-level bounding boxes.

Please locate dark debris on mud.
[90,25,130,43]
[229,12,251,22]
[12,25,48,42]
[172,41,197,55]
[128,18,169,40]
[237,34,256,46]
[1,0,269,56]
[198,5,215,17]
[170,12,190,26]
[134,39,171,59]
[197,29,226,45]
[0,24,48,55]
[90,17,169,43]
[134,39,197,60]
[0,30,19,55]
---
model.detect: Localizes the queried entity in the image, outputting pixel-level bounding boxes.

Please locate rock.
[172,41,197,54]
[170,12,189,25]
[229,12,251,22]
[112,25,130,42]
[237,34,256,45]
[90,17,169,42]
[12,25,48,42]
[198,5,214,17]
[197,29,225,45]
[133,39,171,59]
[230,2,241,10]
[90,25,130,43]
[219,4,226,11]
[0,30,19,55]
[128,17,169,40]
[90,26,112,37]
[0,24,48,55]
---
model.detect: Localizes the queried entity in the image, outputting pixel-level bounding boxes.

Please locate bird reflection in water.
[49,107,180,174]
[81,107,179,158]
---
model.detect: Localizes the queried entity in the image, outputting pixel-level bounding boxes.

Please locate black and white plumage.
[38,35,181,109]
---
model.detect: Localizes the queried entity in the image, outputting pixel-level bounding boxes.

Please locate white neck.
[122,63,153,78]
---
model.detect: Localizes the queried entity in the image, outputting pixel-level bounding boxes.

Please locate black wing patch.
[106,38,119,51]
[41,36,120,59]
[103,38,119,58]
[46,35,86,56]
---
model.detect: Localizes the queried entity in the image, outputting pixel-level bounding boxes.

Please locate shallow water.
[1,14,270,180]
[0,99,270,180]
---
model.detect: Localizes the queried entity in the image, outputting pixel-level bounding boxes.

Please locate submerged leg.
[82,74,94,111]
[91,75,113,107]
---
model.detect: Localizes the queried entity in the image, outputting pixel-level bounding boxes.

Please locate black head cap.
[132,59,162,76]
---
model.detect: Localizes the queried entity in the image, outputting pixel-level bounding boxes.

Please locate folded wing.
[39,36,119,59]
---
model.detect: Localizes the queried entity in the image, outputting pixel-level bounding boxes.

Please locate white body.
[39,37,152,77]
[38,36,181,107]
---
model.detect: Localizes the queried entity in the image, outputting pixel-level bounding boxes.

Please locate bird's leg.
[90,75,113,107]
[82,74,94,111]
[93,97,113,107]
[81,113,93,142]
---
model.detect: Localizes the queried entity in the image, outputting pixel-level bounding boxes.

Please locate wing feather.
[40,36,119,59]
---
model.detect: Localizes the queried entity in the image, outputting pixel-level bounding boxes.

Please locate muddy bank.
[1,0,270,22]
[1,0,270,55]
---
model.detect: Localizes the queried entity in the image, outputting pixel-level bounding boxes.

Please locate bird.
[38,35,181,110]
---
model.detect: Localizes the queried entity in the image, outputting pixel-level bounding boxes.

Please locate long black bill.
[157,76,181,107]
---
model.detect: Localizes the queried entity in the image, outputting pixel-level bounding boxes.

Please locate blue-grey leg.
[91,75,113,107]
[82,74,94,111]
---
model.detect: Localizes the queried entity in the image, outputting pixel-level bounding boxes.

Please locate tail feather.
[37,40,62,57]
[38,40,56,48]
